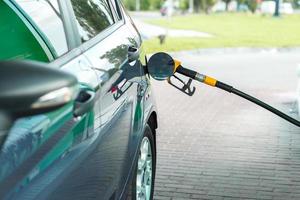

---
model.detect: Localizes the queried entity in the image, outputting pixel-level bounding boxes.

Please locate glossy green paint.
[38,111,91,173]
[16,88,95,189]
[15,102,94,190]
[0,1,49,61]
[0,1,97,196]
[133,100,142,132]
[37,106,74,172]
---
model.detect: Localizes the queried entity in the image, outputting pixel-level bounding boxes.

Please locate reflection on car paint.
[0,115,50,182]
[80,23,145,198]
[0,0,157,198]
[45,99,133,199]
[6,114,95,200]
[70,0,114,43]
[0,104,95,199]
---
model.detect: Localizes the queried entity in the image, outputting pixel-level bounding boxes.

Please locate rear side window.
[0,1,49,61]
[70,0,115,43]
[110,0,122,20]
[15,0,68,57]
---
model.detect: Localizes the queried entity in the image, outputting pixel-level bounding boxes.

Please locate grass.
[143,13,300,53]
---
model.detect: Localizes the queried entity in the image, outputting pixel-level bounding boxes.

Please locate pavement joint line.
[153,50,300,199]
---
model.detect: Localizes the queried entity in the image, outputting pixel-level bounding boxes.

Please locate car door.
[0,1,100,199]
[65,0,145,198]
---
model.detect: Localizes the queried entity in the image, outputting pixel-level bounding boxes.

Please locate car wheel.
[132,124,156,200]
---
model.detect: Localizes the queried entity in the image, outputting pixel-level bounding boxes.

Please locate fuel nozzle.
[176,63,235,93]
[147,52,233,94]
[147,52,300,128]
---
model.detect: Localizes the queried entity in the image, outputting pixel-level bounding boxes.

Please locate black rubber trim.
[176,66,197,79]
[215,81,234,93]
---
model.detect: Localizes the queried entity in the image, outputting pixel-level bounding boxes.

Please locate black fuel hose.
[232,87,300,127]
[176,65,300,127]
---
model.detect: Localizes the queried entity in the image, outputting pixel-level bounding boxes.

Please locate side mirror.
[0,61,78,118]
[147,52,175,81]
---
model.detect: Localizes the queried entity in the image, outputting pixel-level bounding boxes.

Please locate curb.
[170,47,300,56]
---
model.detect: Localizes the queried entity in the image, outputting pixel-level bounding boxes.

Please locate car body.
[0,0,157,199]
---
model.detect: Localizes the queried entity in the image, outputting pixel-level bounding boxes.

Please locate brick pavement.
[152,50,300,200]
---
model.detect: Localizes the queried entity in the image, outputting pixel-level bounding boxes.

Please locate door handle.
[73,90,95,117]
[128,46,140,62]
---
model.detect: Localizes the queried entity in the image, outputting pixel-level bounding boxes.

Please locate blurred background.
[122,0,300,53]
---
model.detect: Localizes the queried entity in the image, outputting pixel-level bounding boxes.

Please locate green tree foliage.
[123,0,162,10]
[123,0,136,10]
[150,0,163,9]
[237,0,246,4]
[294,0,300,7]
[179,0,189,10]
[283,0,299,8]
[237,0,257,13]
[205,0,217,12]
[194,0,217,13]
[140,0,151,10]
[71,0,112,39]
[246,0,257,13]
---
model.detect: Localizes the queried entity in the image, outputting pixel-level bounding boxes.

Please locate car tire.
[131,124,156,200]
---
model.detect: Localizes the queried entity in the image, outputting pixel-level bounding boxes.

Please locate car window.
[15,0,68,57]
[70,0,115,43]
[110,0,122,20]
[0,1,49,61]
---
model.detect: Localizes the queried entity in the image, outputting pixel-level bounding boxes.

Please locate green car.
[0,0,158,199]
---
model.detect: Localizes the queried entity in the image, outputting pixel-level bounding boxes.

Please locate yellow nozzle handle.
[203,76,217,87]
[173,59,181,73]
[172,59,216,87]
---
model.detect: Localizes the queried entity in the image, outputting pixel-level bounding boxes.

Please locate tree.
[246,0,258,13]
[222,0,232,11]
[123,0,136,10]
[140,0,150,10]
[205,0,217,13]
[149,0,163,9]
[70,0,113,40]
[237,0,257,13]
[274,0,280,16]
[124,0,160,10]
[194,0,217,13]
[194,0,201,12]
[179,0,189,10]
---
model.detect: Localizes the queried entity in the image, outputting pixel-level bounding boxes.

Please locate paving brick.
[152,51,300,199]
